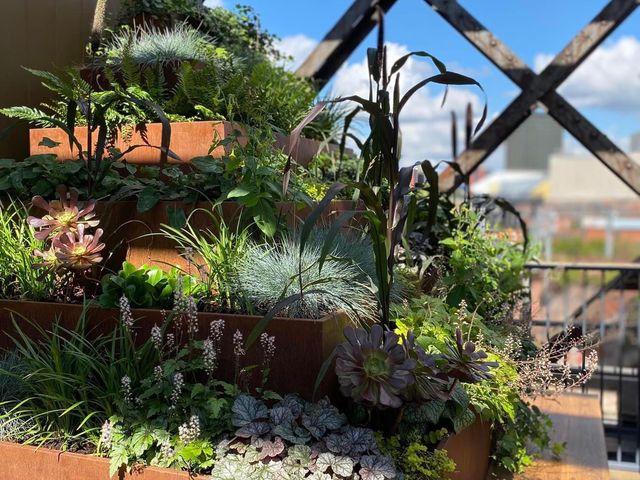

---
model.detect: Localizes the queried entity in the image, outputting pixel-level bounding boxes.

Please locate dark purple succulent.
[335,325,416,409]
[403,331,450,402]
[443,328,498,384]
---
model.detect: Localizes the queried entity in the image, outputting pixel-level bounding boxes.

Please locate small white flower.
[178,415,200,444]
[119,295,134,330]
[203,338,217,376]
[100,420,112,450]
[151,324,162,351]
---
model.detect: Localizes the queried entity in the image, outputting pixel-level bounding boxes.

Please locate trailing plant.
[235,231,379,322]
[99,261,203,309]
[491,400,561,474]
[377,434,455,480]
[209,394,398,480]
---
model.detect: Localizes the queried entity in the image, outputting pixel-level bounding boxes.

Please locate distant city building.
[631,132,640,153]
[548,152,640,203]
[505,113,563,171]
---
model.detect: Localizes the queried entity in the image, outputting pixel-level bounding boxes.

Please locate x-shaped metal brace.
[427,0,640,194]
[297,0,640,196]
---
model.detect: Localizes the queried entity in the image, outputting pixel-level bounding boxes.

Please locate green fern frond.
[0,106,59,128]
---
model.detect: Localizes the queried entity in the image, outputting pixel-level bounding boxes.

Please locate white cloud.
[276,34,318,71]
[534,36,640,111]
[203,0,223,7]
[332,43,485,165]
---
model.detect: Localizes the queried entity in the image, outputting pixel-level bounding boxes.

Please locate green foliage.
[378,435,455,480]
[2,308,157,445]
[105,334,237,475]
[99,261,203,309]
[0,199,56,300]
[439,205,535,320]
[492,400,555,473]
[235,231,379,322]
[160,208,251,311]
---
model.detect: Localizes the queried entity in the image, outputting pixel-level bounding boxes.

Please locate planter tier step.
[95,199,362,272]
[29,120,321,167]
[0,300,348,400]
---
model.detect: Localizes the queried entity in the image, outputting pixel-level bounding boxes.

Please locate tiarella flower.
[151,324,162,351]
[178,415,201,444]
[159,439,174,460]
[53,224,105,270]
[210,319,225,354]
[154,365,164,383]
[121,376,132,405]
[203,338,217,376]
[260,333,276,369]
[100,420,112,450]
[173,277,188,313]
[170,372,184,409]
[166,333,175,352]
[28,185,99,241]
[186,296,198,338]
[233,330,246,358]
[119,295,134,331]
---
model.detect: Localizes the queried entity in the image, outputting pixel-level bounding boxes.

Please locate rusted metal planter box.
[0,300,349,400]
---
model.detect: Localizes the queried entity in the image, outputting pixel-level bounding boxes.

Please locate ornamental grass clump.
[235,232,378,322]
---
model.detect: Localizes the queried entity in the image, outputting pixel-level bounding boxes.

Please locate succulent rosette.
[444,328,498,383]
[53,224,105,270]
[336,325,416,408]
[27,184,99,241]
[402,331,450,402]
[33,246,61,272]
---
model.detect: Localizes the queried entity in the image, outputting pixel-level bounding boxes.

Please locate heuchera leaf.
[301,402,347,439]
[235,421,271,439]
[315,452,355,477]
[359,455,396,480]
[272,419,312,445]
[257,436,285,460]
[452,407,477,434]
[232,395,268,427]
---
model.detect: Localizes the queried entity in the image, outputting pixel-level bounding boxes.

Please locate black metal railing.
[525,262,640,470]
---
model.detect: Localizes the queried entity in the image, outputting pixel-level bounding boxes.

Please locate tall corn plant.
[285,12,487,327]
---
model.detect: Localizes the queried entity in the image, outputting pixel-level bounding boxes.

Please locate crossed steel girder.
[297,0,640,196]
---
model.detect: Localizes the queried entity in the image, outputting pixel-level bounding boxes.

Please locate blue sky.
[208,1,640,169]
